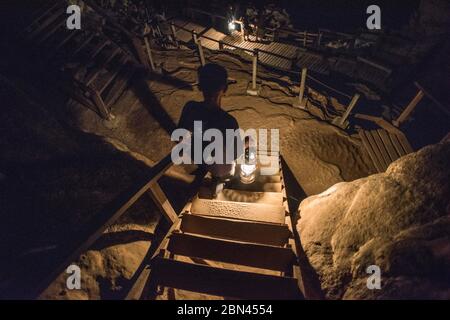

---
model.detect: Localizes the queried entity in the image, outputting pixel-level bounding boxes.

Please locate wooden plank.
[396,132,414,154]
[97,58,128,94]
[190,197,285,224]
[227,179,282,193]
[53,30,80,51]
[104,66,135,106]
[148,182,178,223]
[150,257,302,300]
[180,214,290,246]
[27,7,65,40]
[69,34,96,58]
[364,130,388,171]
[377,130,400,162]
[85,48,122,86]
[26,2,60,33]
[359,130,384,172]
[214,189,283,205]
[370,130,391,168]
[388,132,407,157]
[168,232,295,272]
[35,15,66,44]
[88,39,110,60]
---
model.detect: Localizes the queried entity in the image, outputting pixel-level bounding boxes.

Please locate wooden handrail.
[170,22,291,61]
[35,153,174,298]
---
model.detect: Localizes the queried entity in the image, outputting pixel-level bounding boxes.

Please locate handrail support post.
[246,49,259,96]
[293,68,308,109]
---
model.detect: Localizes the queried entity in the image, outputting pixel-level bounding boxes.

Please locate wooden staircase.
[23,1,138,120]
[130,150,305,300]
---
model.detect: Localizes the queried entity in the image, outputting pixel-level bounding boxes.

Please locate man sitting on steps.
[177,63,247,196]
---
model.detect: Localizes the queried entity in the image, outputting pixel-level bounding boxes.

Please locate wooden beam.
[149,257,303,300]
[393,89,425,127]
[148,182,178,224]
[168,232,295,272]
[91,89,111,120]
[180,214,290,246]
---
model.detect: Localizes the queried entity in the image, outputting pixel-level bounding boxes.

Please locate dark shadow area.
[280,156,308,218]
[130,70,194,135]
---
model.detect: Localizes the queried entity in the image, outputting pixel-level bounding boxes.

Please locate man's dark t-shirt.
[178,101,243,164]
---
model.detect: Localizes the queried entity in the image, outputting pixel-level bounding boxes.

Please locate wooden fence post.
[143,35,156,72]
[303,31,307,47]
[196,38,206,66]
[246,49,259,96]
[393,89,425,127]
[293,68,308,109]
[317,32,322,47]
[92,89,113,120]
[170,23,179,48]
[332,93,360,129]
[148,182,178,224]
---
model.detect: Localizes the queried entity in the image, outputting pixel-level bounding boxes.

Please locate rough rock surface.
[297,140,450,299]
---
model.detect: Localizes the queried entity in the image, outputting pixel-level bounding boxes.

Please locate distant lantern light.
[228,21,236,31]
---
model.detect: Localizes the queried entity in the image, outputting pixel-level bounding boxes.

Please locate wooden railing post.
[197,38,206,66]
[332,93,360,129]
[393,89,425,127]
[170,23,179,48]
[317,32,322,47]
[192,31,205,66]
[92,89,113,120]
[303,31,307,47]
[143,25,156,72]
[132,36,150,70]
[246,49,259,96]
[293,68,307,109]
[148,181,178,224]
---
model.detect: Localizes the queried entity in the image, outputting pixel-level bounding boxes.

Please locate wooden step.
[103,66,135,106]
[26,2,61,33]
[227,179,282,193]
[214,189,283,206]
[167,232,295,272]
[69,34,96,59]
[35,15,66,44]
[190,197,285,224]
[27,7,65,40]
[93,57,128,94]
[85,48,122,86]
[150,257,303,300]
[180,214,291,246]
[359,130,386,172]
[377,129,400,162]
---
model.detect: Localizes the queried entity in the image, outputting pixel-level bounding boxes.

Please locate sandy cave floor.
[43,46,375,300]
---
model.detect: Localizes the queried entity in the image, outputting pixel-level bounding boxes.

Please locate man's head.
[198,63,228,104]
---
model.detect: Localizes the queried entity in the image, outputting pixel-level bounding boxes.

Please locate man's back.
[178,101,239,134]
